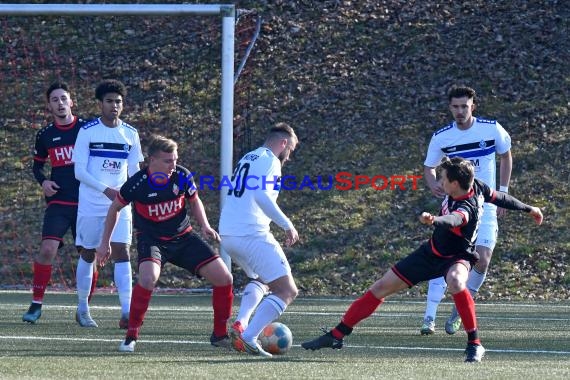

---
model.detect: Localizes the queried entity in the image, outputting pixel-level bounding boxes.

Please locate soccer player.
[420,85,513,335]
[219,123,300,358]
[95,135,233,353]
[302,156,543,362]
[72,79,144,328]
[23,81,96,324]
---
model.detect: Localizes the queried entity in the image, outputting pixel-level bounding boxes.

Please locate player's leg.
[446,261,485,362]
[75,214,106,327]
[301,269,407,351]
[420,276,447,335]
[221,236,268,334]
[446,216,497,334]
[120,257,161,353]
[302,243,432,351]
[110,212,134,328]
[23,239,60,323]
[24,205,73,323]
[197,256,234,348]
[224,233,292,357]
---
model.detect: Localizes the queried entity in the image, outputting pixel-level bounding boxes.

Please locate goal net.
[0,4,260,291]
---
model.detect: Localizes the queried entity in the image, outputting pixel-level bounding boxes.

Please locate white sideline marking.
[0,335,568,355]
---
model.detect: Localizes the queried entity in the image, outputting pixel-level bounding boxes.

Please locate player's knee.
[110,244,130,262]
[38,242,58,262]
[80,249,96,263]
[138,275,157,290]
[446,275,466,293]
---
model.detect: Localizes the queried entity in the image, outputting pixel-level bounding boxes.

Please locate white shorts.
[76,211,132,249]
[476,204,498,250]
[221,232,291,284]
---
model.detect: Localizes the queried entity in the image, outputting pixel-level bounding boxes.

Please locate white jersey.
[424,117,511,213]
[219,146,293,236]
[72,118,144,216]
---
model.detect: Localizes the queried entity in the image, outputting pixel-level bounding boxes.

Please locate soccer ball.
[258,322,293,355]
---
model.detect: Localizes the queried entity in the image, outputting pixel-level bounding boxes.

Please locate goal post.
[0,3,236,273]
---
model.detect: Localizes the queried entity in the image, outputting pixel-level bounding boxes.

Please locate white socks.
[236,281,267,329]
[114,261,133,316]
[242,294,286,343]
[76,257,93,313]
[467,268,486,295]
[424,276,447,320]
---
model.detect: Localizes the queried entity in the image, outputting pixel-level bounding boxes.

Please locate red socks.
[332,290,384,339]
[212,284,234,337]
[452,288,480,345]
[32,262,52,303]
[126,284,153,340]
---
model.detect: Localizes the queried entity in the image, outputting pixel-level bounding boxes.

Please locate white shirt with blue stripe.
[72,118,144,216]
[424,117,511,213]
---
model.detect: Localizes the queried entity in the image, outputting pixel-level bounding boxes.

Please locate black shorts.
[392,241,475,287]
[41,204,78,247]
[136,232,219,276]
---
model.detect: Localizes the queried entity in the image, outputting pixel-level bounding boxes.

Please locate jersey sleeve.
[252,157,293,230]
[118,174,138,205]
[424,133,445,168]
[127,131,144,175]
[32,129,49,184]
[494,122,512,155]
[71,127,90,164]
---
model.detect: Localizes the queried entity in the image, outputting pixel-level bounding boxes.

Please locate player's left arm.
[488,191,543,225]
[497,149,512,217]
[127,133,144,178]
[189,195,220,242]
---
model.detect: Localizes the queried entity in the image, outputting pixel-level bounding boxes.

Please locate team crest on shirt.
[123,144,130,152]
[479,140,487,149]
[172,183,179,196]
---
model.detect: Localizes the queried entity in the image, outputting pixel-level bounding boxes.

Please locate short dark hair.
[46,81,70,101]
[438,156,474,191]
[267,122,298,147]
[147,135,178,157]
[447,85,476,103]
[95,79,127,101]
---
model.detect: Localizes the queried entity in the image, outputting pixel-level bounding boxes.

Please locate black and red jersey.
[33,116,88,206]
[430,178,494,258]
[118,165,198,241]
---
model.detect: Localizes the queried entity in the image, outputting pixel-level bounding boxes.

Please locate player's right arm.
[423,132,446,197]
[72,127,111,195]
[424,166,445,197]
[32,128,60,197]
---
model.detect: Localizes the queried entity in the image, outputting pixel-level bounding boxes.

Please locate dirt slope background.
[0,0,568,299]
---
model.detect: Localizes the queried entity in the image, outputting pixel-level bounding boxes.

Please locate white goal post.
[0,3,235,269]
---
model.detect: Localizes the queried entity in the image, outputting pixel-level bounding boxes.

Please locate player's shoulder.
[432,122,454,137]
[36,122,55,138]
[121,121,138,133]
[475,117,497,125]
[81,118,100,130]
[76,117,94,127]
[175,164,191,176]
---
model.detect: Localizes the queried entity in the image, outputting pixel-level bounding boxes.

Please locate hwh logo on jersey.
[49,145,74,167]
[147,197,184,220]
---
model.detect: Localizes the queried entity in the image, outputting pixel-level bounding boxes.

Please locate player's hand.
[430,184,445,198]
[42,180,60,197]
[284,227,299,247]
[103,187,119,201]
[497,207,507,218]
[202,226,221,242]
[95,243,112,267]
[529,206,543,225]
[419,212,435,225]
